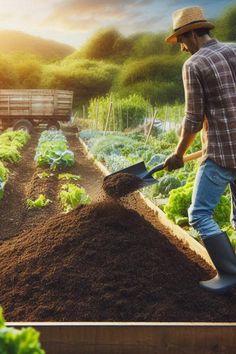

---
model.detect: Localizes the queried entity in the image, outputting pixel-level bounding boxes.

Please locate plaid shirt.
[182,39,236,168]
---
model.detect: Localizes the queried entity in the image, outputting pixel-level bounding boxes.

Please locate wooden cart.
[0,89,73,133]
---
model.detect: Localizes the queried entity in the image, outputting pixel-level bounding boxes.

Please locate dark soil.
[103,173,142,198]
[1,130,236,323]
[0,133,40,240]
[0,130,103,241]
[1,198,236,322]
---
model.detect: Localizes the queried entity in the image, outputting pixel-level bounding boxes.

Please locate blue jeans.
[188,159,236,239]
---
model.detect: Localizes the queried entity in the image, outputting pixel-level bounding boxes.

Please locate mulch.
[102,173,143,198]
[1,198,236,322]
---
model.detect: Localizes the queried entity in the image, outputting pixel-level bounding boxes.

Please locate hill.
[0,30,75,60]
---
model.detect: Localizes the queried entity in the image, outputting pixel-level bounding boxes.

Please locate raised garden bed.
[0,133,236,323]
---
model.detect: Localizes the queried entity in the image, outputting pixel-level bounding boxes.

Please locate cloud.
[41,0,156,31]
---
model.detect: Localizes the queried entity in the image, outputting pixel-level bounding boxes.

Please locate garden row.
[31,130,90,212]
[79,129,234,246]
[0,129,91,214]
[0,130,30,200]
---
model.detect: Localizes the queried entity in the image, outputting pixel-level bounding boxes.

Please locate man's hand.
[164,153,184,171]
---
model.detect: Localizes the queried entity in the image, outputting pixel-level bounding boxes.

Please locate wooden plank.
[0,89,73,96]
[139,193,214,267]
[55,104,72,109]
[9,324,236,354]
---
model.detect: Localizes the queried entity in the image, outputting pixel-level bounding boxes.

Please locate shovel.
[104,150,202,190]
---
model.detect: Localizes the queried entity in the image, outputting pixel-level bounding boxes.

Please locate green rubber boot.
[200,232,236,294]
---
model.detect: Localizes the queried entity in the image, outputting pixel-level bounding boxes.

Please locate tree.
[214,5,236,42]
[79,28,124,60]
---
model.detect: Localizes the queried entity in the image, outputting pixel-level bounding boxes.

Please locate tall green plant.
[88,94,151,131]
[41,59,119,105]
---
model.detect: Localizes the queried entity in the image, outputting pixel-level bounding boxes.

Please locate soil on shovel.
[102,173,142,198]
[0,200,236,322]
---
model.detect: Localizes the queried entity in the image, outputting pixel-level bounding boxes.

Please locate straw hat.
[165,6,214,44]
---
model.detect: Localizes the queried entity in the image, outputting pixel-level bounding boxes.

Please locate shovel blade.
[104,161,158,190]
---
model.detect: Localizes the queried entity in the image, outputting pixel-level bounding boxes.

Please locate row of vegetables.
[79,129,235,246]
[31,130,91,212]
[0,133,45,351]
[0,130,30,200]
[0,129,91,213]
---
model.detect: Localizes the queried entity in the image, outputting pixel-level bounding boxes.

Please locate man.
[164,6,236,294]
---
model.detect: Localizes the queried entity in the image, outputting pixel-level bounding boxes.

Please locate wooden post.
[104,100,112,135]
[145,108,158,145]
[95,103,99,131]
[112,103,115,132]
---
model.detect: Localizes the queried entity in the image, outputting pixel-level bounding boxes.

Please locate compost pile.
[102,173,142,198]
[0,200,236,322]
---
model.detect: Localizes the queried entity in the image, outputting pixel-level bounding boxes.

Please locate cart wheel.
[47,122,60,131]
[13,119,34,134]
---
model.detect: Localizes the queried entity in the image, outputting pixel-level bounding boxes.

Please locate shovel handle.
[183,150,202,162]
[146,150,202,177]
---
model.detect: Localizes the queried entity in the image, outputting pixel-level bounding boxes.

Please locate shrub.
[88,94,151,131]
[13,54,43,89]
[41,59,119,105]
[78,28,132,61]
[0,54,18,88]
[118,55,184,86]
[114,80,183,105]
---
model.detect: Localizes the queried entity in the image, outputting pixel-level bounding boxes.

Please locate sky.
[0,0,234,48]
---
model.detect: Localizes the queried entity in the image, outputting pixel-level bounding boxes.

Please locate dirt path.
[66,133,104,200]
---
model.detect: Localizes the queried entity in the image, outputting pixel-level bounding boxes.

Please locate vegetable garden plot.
[1,196,236,322]
[0,130,98,241]
[79,130,235,245]
[1,129,236,323]
[0,130,30,204]
[0,133,39,240]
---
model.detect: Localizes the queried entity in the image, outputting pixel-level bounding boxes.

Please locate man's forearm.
[175,130,196,157]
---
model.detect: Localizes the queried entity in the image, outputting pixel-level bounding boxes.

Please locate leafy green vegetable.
[0,307,45,354]
[213,195,231,228]
[222,225,236,248]
[164,182,193,226]
[35,130,74,170]
[58,173,81,181]
[0,162,8,200]
[90,135,138,161]
[146,153,166,168]
[151,175,181,197]
[59,183,91,212]
[104,154,130,172]
[0,130,30,147]
[164,182,231,228]
[26,194,52,209]
[37,171,54,179]
[0,130,30,163]
[0,162,8,182]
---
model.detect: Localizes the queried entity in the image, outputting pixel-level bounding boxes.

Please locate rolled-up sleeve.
[182,61,205,133]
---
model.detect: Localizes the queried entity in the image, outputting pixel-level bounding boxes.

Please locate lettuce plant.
[35,130,74,170]
[59,183,91,212]
[26,194,52,209]
[58,173,81,181]
[0,307,45,354]
[0,162,8,200]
